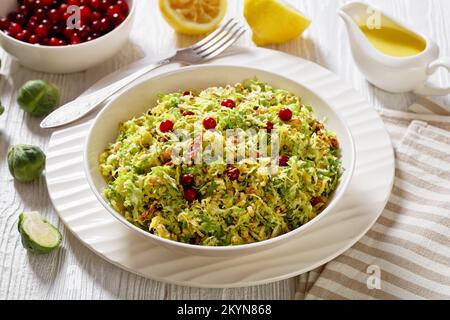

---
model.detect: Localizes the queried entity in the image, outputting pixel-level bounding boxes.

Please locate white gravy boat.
[339,1,450,96]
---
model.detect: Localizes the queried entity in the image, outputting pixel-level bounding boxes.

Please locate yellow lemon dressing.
[360,25,426,57]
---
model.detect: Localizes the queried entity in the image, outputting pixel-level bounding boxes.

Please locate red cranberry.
[70,34,82,44]
[106,5,121,18]
[49,37,60,46]
[35,8,46,20]
[266,121,274,132]
[91,11,102,21]
[8,23,22,36]
[22,0,36,9]
[89,0,101,10]
[35,24,49,38]
[40,37,50,45]
[28,34,39,44]
[15,31,28,41]
[221,99,236,109]
[29,15,38,23]
[14,14,26,25]
[48,37,59,47]
[91,20,102,32]
[278,155,290,166]
[48,8,61,22]
[203,117,217,130]
[59,4,69,15]
[80,5,93,22]
[77,25,91,39]
[184,188,197,202]
[67,0,81,5]
[63,27,75,38]
[182,111,195,116]
[116,0,129,14]
[0,18,10,31]
[41,19,51,28]
[18,5,30,17]
[99,17,109,31]
[183,91,191,96]
[111,12,125,27]
[225,166,240,181]
[160,119,174,133]
[40,0,54,6]
[279,108,293,121]
[181,174,194,187]
[100,0,112,12]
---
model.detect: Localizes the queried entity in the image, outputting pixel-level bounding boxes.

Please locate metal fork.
[40,19,246,129]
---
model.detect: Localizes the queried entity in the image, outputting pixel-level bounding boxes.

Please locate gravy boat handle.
[414,57,450,96]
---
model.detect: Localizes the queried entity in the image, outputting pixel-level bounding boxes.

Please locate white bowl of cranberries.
[0,0,135,73]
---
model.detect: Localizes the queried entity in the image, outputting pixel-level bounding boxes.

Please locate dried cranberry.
[225,166,240,181]
[184,188,197,202]
[279,108,293,122]
[203,117,217,130]
[159,120,174,133]
[221,99,236,109]
[266,121,274,133]
[182,111,195,116]
[181,174,194,187]
[278,155,290,166]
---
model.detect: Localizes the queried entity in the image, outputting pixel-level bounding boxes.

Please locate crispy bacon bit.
[315,122,324,132]
[247,187,256,194]
[310,196,324,206]
[330,137,339,149]
[139,204,157,222]
[161,148,172,163]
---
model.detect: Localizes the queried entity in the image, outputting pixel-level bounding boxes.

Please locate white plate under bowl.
[45,47,394,288]
[84,65,356,257]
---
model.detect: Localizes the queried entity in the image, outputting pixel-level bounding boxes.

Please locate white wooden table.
[0,0,449,300]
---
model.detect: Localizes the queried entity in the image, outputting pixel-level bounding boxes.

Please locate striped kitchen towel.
[295,99,450,300]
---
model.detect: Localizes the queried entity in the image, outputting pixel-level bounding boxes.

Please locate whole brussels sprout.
[8,145,46,183]
[17,80,60,117]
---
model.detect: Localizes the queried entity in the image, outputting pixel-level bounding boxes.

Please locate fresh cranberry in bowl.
[0,0,135,73]
[0,0,131,47]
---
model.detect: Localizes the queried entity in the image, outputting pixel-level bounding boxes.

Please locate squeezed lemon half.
[244,0,311,46]
[159,0,227,35]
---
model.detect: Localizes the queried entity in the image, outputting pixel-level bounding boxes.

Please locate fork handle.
[40,58,172,129]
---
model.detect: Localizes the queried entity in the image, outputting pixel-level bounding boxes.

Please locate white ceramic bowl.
[84,65,356,257]
[0,0,135,74]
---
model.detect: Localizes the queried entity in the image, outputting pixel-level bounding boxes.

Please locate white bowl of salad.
[84,65,356,257]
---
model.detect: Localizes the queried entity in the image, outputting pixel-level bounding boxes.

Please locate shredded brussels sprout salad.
[99,80,342,246]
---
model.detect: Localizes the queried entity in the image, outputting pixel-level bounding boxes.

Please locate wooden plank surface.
[0,0,449,300]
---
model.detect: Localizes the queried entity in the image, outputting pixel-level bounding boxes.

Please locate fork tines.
[191,18,247,60]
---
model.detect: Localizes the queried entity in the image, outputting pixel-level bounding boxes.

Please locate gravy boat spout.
[338,2,450,96]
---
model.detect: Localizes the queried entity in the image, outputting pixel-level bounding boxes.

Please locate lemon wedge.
[244,0,311,46]
[159,0,227,35]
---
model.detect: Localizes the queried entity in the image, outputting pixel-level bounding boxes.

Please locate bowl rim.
[0,0,135,49]
[84,64,357,253]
